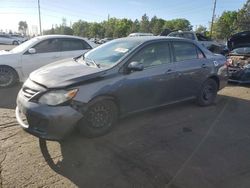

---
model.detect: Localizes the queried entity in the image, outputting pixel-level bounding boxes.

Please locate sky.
[0,0,246,35]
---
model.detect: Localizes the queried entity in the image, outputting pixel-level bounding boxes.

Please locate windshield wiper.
[85,58,100,68]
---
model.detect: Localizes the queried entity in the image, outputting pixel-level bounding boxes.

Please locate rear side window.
[33,39,60,53]
[60,39,92,51]
[173,42,204,62]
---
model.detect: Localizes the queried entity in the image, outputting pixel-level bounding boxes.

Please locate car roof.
[116,36,197,44]
[34,34,88,41]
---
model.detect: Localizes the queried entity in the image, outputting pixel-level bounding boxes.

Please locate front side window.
[173,42,203,62]
[33,39,60,53]
[130,42,171,68]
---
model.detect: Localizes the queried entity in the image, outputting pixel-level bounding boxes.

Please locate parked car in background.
[227,31,250,83]
[89,38,98,43]
[97,38,113,44]
[167,31,223,54]
[16,36,228,140]
[0,35,93,87]
[128,32,154,37]
[0,34,20,45]
[11,34,29,43]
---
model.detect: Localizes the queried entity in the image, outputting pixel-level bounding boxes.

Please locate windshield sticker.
[114,48,129,53]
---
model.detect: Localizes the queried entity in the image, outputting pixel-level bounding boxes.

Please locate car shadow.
[39,94,250,188]
[0,84,21,109]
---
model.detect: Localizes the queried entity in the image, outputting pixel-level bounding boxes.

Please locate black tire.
[13,41,19,45]
[197,79,218,106]
[77,100,118,138]
[0,66,19,88]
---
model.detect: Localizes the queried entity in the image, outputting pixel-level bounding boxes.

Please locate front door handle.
[165,69,173,73]
[201,63,207,68]
[52,56,60,59]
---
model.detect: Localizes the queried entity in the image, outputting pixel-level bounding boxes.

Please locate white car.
[0,35,93,87]
[0,34,20,45]
[11,34,29,43]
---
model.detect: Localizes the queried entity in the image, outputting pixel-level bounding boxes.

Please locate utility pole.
[38,0,42,35]
[210,0,217,38]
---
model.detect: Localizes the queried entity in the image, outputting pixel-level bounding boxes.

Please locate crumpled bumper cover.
[16,93,83,140]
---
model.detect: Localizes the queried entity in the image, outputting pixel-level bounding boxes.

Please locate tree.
[164,18,192,31]
[113,19,133,37]
[195,25,207,34]
[213,11,238,39]
[89,22,103,38]
[18,21,28,35]
[130,19,140,33]
[140,14,150,32]
[72,20,90,37]
[237,0,250,31]
[150,16,165,35]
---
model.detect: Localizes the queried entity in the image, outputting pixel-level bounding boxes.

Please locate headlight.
[38,89,78,106]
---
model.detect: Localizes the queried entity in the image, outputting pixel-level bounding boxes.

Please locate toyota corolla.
[16,36,228,140]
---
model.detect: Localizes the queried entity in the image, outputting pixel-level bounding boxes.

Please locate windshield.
[10,38,39,53]
[84,39,143,67]
[231,47,250,55]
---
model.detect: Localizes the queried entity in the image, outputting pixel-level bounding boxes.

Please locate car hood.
[0,50,12,55]
[228,31,250,51]
[29,58,108,88]
[0,50,20,66]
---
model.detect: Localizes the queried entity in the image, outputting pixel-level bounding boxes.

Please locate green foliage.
[18,21,28,35]
[237,0,250,31]
[213,11,238,39]
[130,19,140,33]
[72,20,90,37]
[43,13,193,38]
[140,14,150,33]
[150,16,165,35]
[164,19,192,31]
[195,25,207,34]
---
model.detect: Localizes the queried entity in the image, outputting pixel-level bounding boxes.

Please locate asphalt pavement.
[0,84,250,188]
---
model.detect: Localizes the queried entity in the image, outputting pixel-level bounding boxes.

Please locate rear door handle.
[52,56,60,59]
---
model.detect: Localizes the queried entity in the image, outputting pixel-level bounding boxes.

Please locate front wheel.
[0,66,18,88]
[197,79,218,106]
[77,100,118,138]
[13,41,19,45]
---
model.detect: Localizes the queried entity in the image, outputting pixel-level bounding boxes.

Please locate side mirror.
[28,48,36,54]
[127,61,144,72]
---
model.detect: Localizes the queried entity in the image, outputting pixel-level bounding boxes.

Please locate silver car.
[0,34,20,45]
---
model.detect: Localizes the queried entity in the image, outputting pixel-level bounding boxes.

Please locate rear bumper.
[16,93,83,140]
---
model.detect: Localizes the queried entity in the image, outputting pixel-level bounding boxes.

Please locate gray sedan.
[16,36,228,140]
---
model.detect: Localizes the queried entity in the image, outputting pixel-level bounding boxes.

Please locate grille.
[22,87,39,99]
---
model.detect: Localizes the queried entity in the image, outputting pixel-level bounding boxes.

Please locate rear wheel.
[0,66,18,88]
[197,78,218,106]
[77,100,118,138]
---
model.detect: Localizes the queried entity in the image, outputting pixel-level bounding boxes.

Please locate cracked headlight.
[38,89,78,106]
